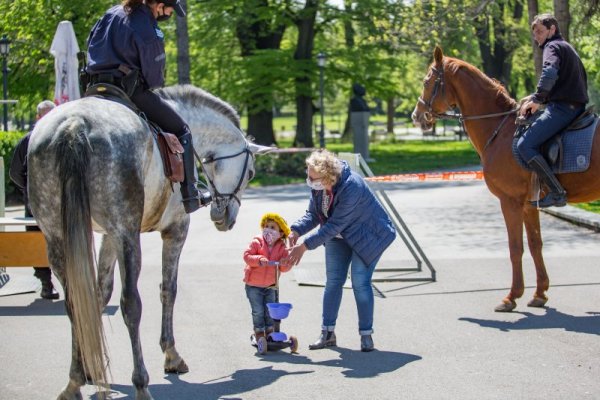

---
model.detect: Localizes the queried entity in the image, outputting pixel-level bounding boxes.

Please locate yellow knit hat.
[260,212,291,237]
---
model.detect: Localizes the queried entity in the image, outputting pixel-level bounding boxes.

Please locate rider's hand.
[519,99,539,117]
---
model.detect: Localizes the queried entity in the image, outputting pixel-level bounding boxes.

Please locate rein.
[418,63,519,149]
[192,144,251,209]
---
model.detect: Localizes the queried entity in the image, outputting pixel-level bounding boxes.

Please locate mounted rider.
[517,13,588,208]
[85,0,201,213]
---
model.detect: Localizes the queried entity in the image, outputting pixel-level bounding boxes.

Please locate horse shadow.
[97,366,312,400]
[259,346,421,378]
[0,298,118,317]
[459,307,600,335]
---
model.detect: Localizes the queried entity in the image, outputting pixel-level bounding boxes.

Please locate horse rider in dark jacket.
[86,0,201,213]
[517,13,588,208]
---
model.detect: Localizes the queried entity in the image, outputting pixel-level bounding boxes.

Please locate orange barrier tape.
[365,170,484,182]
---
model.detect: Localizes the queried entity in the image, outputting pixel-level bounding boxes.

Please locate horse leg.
[160,226,189,374]
[523,206,549,307]
[115,232,153,400]
[495,198,526,312]
[46,240,87,400]
[98,235,118,309]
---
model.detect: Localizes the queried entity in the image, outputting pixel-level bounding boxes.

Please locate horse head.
[412,46,458,131]
[200,139,272,231]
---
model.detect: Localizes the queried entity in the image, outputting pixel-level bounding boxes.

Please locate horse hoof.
[527,296,548,308]
[494,299,516,312]
[164,359,189,374]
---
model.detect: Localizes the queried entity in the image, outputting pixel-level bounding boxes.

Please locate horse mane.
[444,57,517,110]
[156,84,241,129]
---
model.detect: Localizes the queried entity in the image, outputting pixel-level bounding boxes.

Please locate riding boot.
[308,330,336,350]
[527,155,567,208]
[177,131,201,214]
[360,334,374,352]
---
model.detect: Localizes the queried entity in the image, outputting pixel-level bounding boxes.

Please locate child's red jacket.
[243,236,291,287]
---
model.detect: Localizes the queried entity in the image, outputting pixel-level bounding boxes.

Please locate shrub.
[1,131,26,203]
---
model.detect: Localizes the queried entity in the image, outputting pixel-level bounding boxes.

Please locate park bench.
[0,217,49,267]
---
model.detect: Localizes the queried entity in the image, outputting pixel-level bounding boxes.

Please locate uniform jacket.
[243,236,291,288]
[9,132,32,211]
[87,5,166,89]
[533,34,588,105]
[291,161,396,265]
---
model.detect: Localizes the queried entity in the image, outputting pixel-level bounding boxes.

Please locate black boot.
[178,131,201,214]
[360,334,374,352]
[308,330,336,350]
[527,155,567,208]
[34,268,59,300]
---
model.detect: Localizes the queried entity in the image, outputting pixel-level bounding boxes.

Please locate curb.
[542,205,600,232]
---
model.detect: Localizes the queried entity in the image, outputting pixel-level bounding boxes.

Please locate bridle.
[193,144,252,210]
[417,62,519,149]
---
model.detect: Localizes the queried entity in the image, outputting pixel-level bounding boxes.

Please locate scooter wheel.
[257,336,268,355]
[289,335,299,353]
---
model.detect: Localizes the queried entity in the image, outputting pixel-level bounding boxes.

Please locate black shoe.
[529,192,567,208]
[308,330,336,350]
[360,335,374,352]
[40,283,59,300]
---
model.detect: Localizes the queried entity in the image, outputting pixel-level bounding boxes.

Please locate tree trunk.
[175,0,191,84]
[386,97,394,134]
[235,0,287,146]
[293,0,319,148]
[527,0,542,79]
[553,0,570,41]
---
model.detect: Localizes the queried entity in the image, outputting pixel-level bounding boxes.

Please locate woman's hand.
[288,230,300,247]
[519,98,539,117]
[285,243,307,266]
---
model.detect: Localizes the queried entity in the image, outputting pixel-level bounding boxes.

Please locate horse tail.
[55,117,110,392]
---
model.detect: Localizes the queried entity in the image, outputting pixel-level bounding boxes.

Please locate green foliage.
[0,130,26,199]
[252,152,307,186]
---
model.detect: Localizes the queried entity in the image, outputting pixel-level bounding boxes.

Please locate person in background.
[517,13,588,208]
[285,149,396,352]
[85,0,202,213]
[9,100,58,300]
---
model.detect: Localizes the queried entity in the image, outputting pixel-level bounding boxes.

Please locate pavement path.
[1,180,600,400]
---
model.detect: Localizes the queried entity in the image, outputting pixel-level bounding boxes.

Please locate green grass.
[573,201,600,214]
[251,139,481,187]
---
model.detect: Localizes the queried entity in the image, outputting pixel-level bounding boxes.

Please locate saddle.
[83,83,184,183]
[513,106,599,174]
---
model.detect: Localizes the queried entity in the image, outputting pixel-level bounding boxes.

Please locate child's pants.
[245,285,277,331]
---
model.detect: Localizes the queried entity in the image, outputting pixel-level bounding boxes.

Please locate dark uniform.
[86,1,201,213]
[517,32,588,208]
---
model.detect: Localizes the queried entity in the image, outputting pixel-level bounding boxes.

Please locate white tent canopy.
[50,21,81,104]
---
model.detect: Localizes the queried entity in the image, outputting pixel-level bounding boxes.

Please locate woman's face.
[307,166,333,191]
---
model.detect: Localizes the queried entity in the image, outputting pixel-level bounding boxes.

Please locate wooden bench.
[0,217,49,267]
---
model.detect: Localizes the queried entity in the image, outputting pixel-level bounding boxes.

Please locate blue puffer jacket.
[291,161,396,265]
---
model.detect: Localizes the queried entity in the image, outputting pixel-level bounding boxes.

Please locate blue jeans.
[517,102,585,162]
[245,285,277,331]
[322,238,381,335]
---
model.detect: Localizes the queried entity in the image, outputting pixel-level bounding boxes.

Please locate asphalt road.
[1,180,600,400]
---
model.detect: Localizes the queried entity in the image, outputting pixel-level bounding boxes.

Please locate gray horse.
[27,85,268,400]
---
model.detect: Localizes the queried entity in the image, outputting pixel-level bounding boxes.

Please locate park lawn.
[573,201,600,213]
[251,139,481,186]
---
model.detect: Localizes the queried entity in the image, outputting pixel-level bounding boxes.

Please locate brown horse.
[412,46,600,312]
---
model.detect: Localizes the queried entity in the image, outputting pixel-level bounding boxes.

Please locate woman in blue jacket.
[286,150,396,352]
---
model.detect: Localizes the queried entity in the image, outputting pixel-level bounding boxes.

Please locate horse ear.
[434,46,444,66]
[248,142,276,155]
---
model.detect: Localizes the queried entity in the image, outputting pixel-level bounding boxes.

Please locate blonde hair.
[306,149,343,187]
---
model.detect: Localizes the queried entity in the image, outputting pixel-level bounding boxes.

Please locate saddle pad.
[512,116,599,174]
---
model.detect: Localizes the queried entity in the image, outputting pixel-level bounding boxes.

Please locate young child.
[243,212,292,341]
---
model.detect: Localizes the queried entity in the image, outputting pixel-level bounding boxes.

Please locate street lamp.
[0,35,10,132]
[316,52,327,148]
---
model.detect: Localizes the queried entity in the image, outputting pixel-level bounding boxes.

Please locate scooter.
[250,261,298,354]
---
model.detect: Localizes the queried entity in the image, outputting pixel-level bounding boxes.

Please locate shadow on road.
[459,307,600,336]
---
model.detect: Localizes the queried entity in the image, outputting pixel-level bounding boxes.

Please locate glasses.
[306,169,323,182]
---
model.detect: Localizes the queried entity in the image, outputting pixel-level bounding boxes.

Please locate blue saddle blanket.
[513,116,599,174]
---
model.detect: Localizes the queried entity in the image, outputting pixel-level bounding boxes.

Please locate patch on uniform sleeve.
[155,28,164,40]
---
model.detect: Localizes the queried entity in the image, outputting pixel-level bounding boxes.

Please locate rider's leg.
[130,88,200,213]
[516,102,584,207]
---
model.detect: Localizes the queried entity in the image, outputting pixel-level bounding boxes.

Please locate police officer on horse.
[85,0,201,213]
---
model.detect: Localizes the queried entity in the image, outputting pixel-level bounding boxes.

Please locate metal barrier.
[338,153,436,282]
